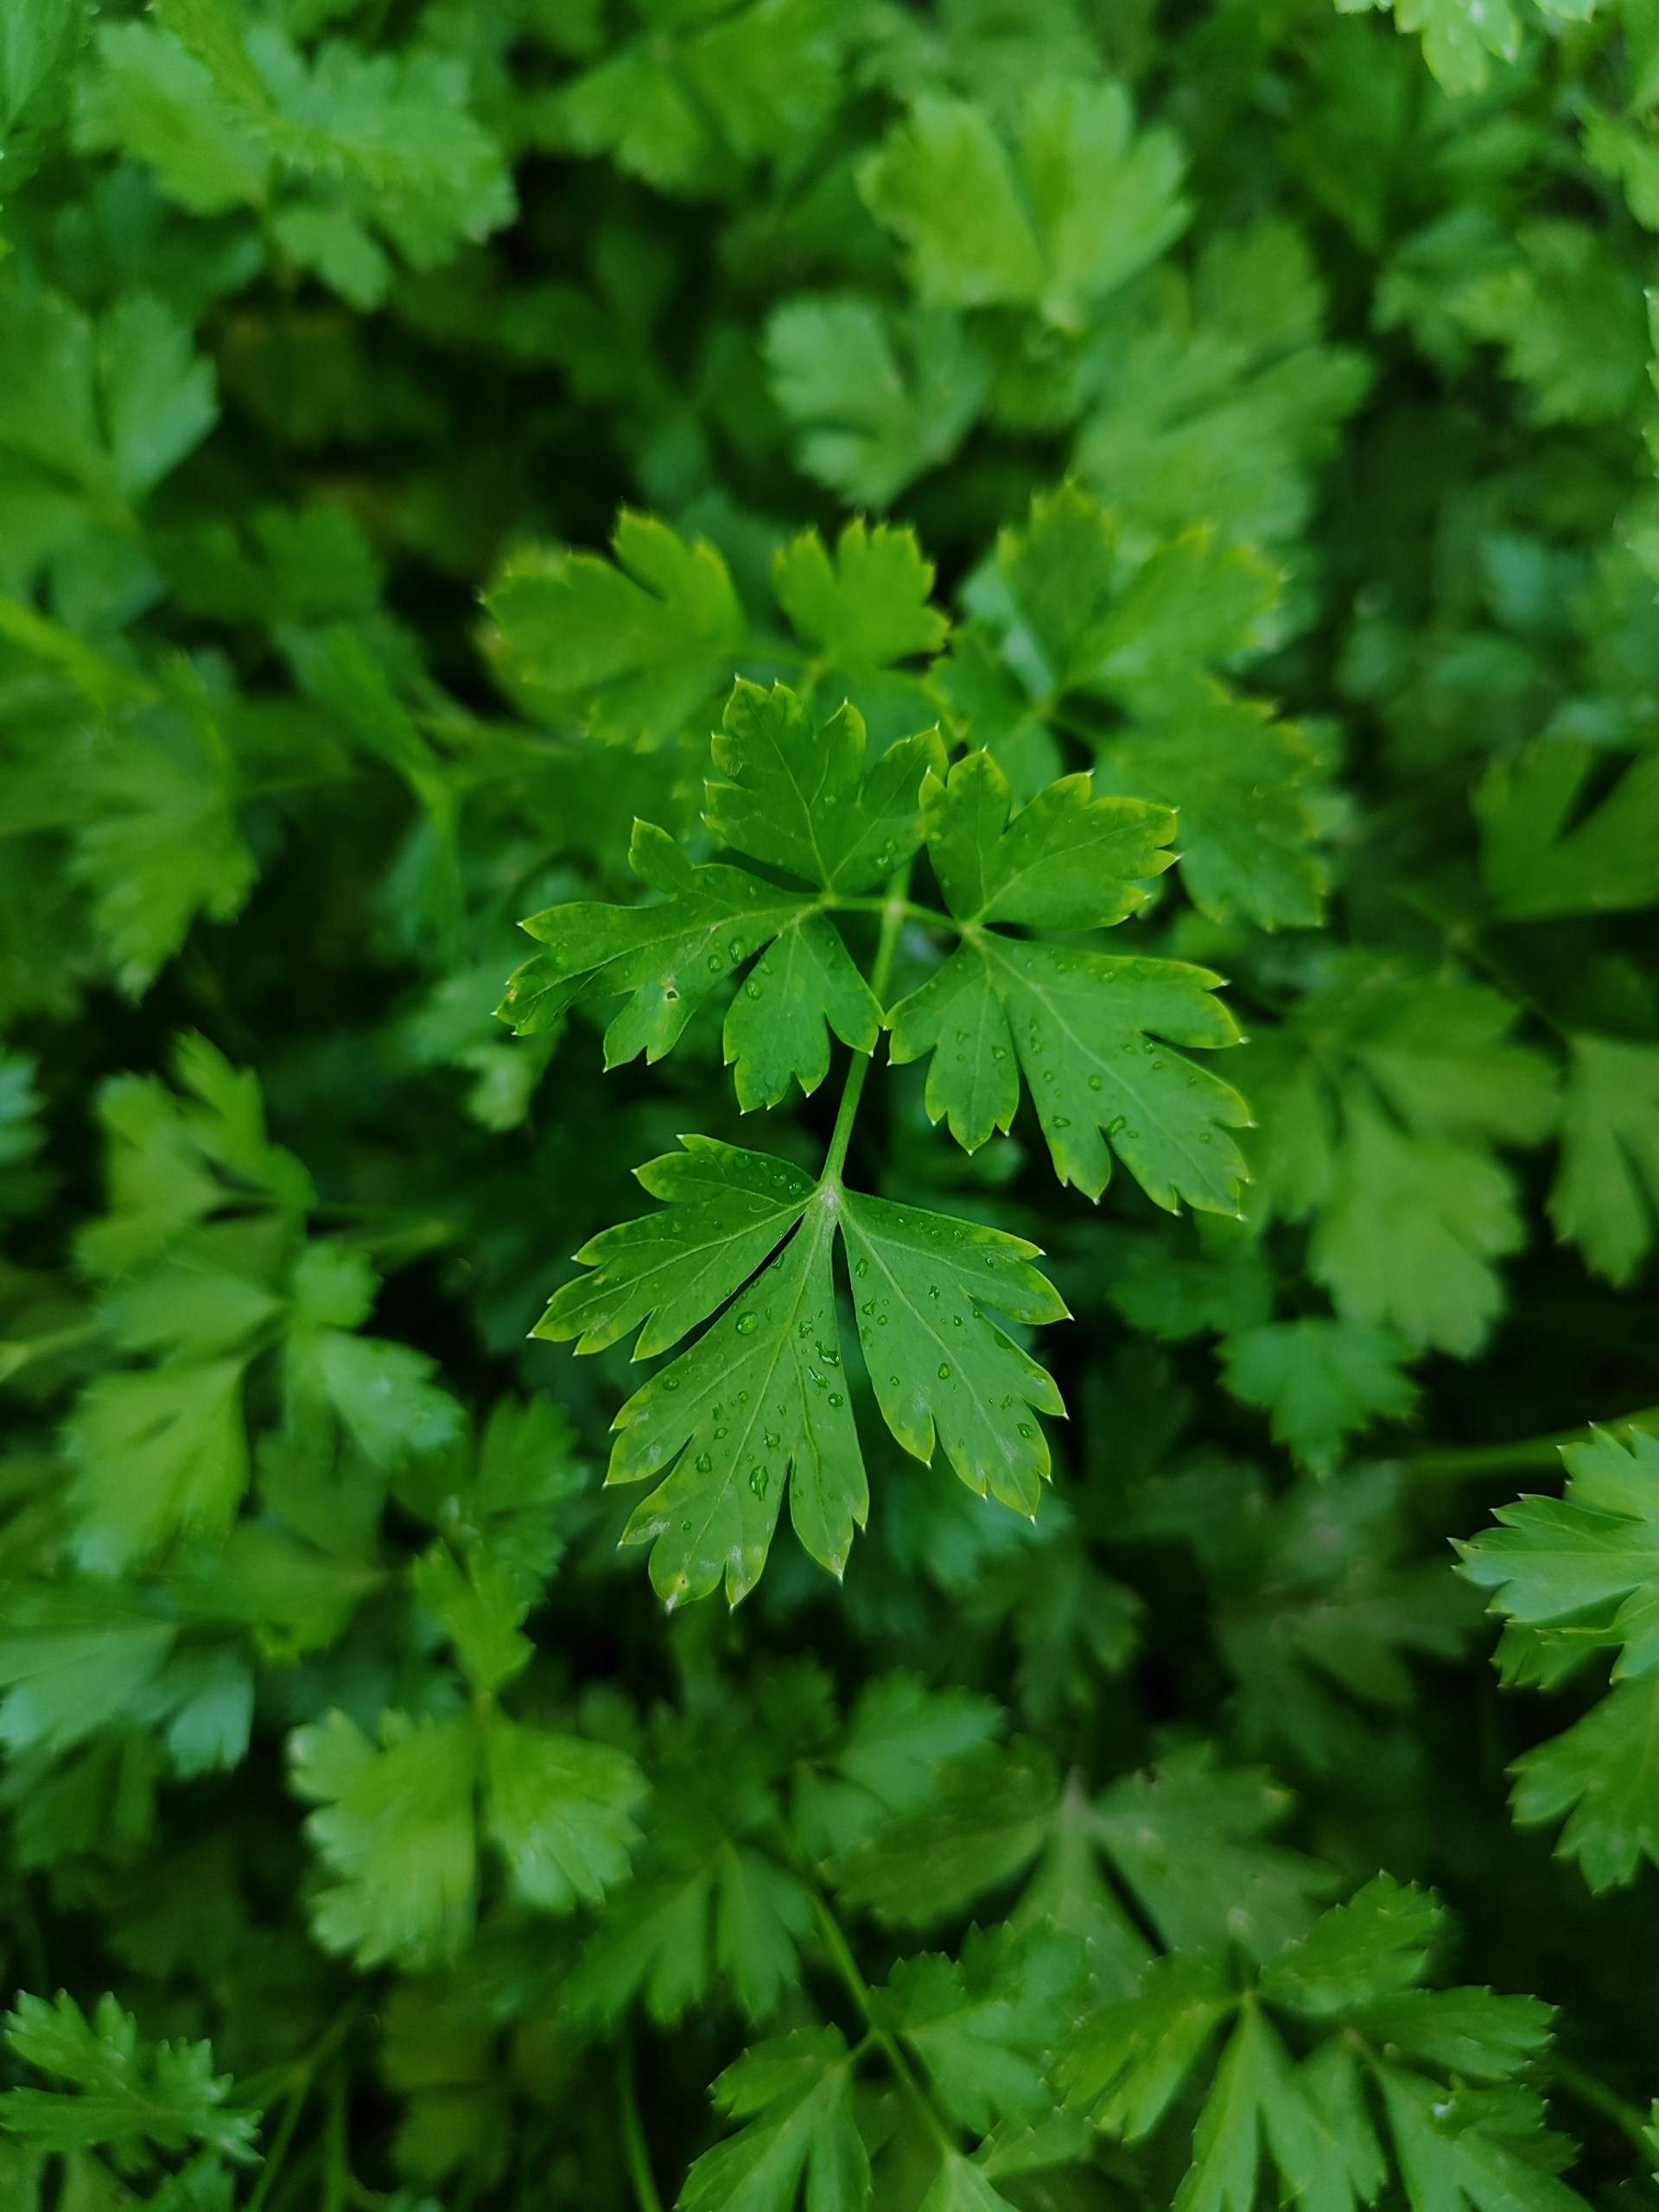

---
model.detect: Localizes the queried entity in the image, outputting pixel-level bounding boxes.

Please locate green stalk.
[821,859,915,1188]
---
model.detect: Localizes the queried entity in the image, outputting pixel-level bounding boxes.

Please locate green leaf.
[291,1706,645,1965]
[772,519,949,672]
[840,1187,1065,1516]
[1092,690,1330,931]
[1070,221,1370,548]
[502,682,938,1097]
[1477,742,1659,920]
[724,912,882,1112]
[860,79,1186,330]
[766,295,992,509]
[483,1713,646,1914]
[1459,1427,1659,1888]
[884,1929,1084,2133]
[1243,967,1556,1356]
[67,684,256,997]
[1550,1035,1659,1286]
[488,512,747,743]
[79,22,272,216]
[1065,1872,1581,2212]
[77,1033,312,1280]
[535,1138,817,1360]
[704,679,945,895]
[607,1202,864,1608]
[1258,1875,1443,2017]
[0,285,216,503]
[681,2027,869,2212]
[67,1357,251,1575]
[1059,1952,1236,2139]
[1219,1319,1419,1474]
[569,1846,814,2027]
[291,1709,479,1969]
[501,826,815,1059]
[992,487,1280,708]
[1372,0,1522,94]
[890,749,1248,1209]
[554,0,842,199]
[0,1993,257,2168]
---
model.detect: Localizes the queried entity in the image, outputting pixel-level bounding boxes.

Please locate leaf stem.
[619,2035,664,2212]
[821,860,914,1186]
[807,1889,960,2157]
[1549,2054,1653,2158]
[247,1999,367,2212]
[1396,1404,1659,1480]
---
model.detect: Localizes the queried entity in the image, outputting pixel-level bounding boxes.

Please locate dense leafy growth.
[3,1,1659,2209]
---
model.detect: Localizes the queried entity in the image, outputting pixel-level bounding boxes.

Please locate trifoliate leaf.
[1065,1876,1580,2212]
[1477,742,1659,921]
[544,1141,1068,1599]
[487,512,747,743]
[501,684,940,1098]
[1219,1319,1419,1474]
[766,294,992,508]
[681,2027,869,2212]
[703,679,945,895]
[1242,966,1557,1354]
[1549,1035,1659,1286]
[890,751,1248,1210]
[0,1993,258,2169]
[833,1740,1332,1967]
[860,79,1186,330]
[569,1845,814,2027]
[291,1706,645,1966]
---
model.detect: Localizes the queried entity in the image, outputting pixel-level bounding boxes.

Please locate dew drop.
[1106,1116,1127,1136]
[828,1391,844,1406]
[1017,1421,1034,1439]
[734,1312,758,1336]
[748,1465,769,1497]
[1087,1072,1103,1091]
[938,1362,952,1379]
[695,1451,713,1472]
[708,954,724,973]
[817,1344,840,1366]
[663,1376,680,1391]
